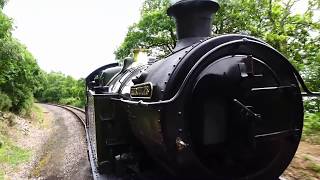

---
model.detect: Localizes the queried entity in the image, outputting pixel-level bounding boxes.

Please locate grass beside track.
[0,103,46,180]
[302,112,320,144]
[0,134,31,164]
[31,104,45,124]
[0,134,31,180]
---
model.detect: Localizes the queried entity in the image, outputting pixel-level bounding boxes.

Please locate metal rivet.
[178,112,182,116]
[168,73,171,76]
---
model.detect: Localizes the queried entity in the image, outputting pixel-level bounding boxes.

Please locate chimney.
[167,0,220,51]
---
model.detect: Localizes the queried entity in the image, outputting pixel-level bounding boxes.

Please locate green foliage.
[308,161,320,173]
[212,0,320,72]
[35,72,85,108]
[0,11,12,39]
[0,135,31,166]
[0,0,7,9]
[30,104,45,124]
[0,5,45,115]
[303,112,320,144]
[115,0,320,69]
[304,112,320,136]
[115,0,175,59]
[304,98,320,113]
[0,38,44,114]
[0,91,11,112]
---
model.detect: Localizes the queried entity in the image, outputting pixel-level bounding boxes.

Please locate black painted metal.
[168,0,219,51]
[85,63,120,85]
[83,0,314,179]
[167,0,219,40]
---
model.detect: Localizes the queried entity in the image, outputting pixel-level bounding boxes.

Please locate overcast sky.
[4,0,144,78]
[3,0,311,79]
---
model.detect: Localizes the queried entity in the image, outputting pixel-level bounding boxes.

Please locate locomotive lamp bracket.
[233,99,261,120]
[234,99,261,148]
[241,55,254,76]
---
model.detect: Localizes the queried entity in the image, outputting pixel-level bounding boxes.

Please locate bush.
[304,112,320,136]
[59,97,78,106]
[0,91,12,112]
[304,98,320,113]
[35,72,85,108]
[59,97,84,108]
[301,112,320,144]
[0,38,44,114]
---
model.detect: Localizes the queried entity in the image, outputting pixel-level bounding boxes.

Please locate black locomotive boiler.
[85,0,316,179]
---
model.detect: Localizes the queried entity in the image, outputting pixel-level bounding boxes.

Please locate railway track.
[49,104,111,180]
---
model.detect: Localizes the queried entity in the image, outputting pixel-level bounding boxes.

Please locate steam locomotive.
[85,0,317,179]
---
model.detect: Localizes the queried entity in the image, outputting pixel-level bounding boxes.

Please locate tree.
[115,0,319,66]
[0,2,85,112]
[0,38,44,113]
[0,3,45,114]
[0,0,6,9]
[115,0,320,111]
[35,72,86,108]
[115,0,175,59]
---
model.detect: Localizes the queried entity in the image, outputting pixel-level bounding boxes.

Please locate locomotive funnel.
[168,0,219,49]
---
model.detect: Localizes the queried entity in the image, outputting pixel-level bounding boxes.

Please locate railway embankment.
[0,104,52,179]
[28,104,91,179]
[0,104,91,180]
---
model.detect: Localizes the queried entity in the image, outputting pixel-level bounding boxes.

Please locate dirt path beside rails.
[27,104,92,180]
[283,141,320,180]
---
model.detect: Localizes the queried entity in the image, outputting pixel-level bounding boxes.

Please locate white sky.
[4,0,144,79]
[3,0,313,79]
